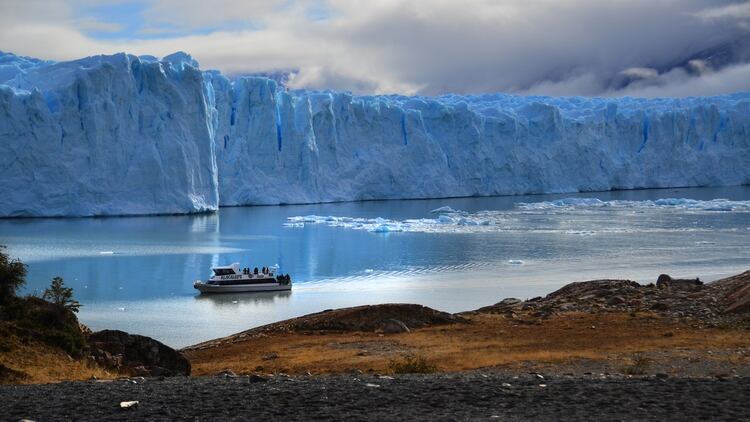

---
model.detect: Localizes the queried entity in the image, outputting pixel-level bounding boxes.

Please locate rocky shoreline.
[2,372,749,421]
[470,271,750,329]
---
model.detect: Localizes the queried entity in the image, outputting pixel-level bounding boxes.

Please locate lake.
[2,185,749,347]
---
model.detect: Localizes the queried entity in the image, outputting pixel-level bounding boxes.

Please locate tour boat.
[193,263,292,294]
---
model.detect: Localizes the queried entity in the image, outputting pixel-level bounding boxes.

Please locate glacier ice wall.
[1,51,749,217]
[0,52,218,216]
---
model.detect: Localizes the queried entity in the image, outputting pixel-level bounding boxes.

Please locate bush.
[0,245,26,306]
[0,250,86,357]
[622,353,652,375]
[388,354,438,374]
[17,297,86,357]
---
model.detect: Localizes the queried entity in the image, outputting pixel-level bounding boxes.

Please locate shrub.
[388,354,438,374]
[622,353,652,375]
[0,245,27,305]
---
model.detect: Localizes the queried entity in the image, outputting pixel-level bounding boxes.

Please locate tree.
[42,277,80,313]
[0,245,27,305]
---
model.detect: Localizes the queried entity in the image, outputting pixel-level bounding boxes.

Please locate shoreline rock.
[470,270,750,329]
[88,330,190,377]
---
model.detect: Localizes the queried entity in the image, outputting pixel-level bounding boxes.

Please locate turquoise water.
[2,186,749,347]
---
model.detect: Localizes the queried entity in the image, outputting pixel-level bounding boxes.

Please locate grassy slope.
[185,312,750,376]
[0,297,113,384]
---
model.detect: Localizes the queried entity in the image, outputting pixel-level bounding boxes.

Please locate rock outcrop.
[472,271,750,328]
[88,330,190,377]
[185,304,464,351]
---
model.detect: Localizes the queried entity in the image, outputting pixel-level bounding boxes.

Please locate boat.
[193,263,292,294]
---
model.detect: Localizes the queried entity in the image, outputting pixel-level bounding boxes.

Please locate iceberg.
[1,51,749,217]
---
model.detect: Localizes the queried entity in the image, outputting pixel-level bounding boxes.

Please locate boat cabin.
[212,263,242,276]
[209,263,277,281]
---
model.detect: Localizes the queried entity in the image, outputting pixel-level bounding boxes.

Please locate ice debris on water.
[508,260,524,265]
[285,197,750,234]
[1,50,749,217]
[517,198,750,212]
[431,206,458,214]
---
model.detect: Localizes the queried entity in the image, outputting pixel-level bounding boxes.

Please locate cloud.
[620,68,659,80]
[695,2,750,20]
[615,61,750,98]
[1,0,750,97]
[75,17,124,33]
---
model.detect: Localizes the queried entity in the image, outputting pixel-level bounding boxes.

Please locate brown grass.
[0,332,113,384]
[185,312,750,376]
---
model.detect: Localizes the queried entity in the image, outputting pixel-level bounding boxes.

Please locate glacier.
[1,51,749,217]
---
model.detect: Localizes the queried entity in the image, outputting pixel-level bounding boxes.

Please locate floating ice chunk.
[431,206,458,214]
[283,222,305,228]
[508,260,524,265]
[99,251,115,255]
[371,224,402,233]
[364,269,374,273]
[565,230,597,235]
[437,215,454,224]
[552,198,605,207]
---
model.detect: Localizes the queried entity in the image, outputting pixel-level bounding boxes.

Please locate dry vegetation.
[185,312,750,376]
[0,328,113,384]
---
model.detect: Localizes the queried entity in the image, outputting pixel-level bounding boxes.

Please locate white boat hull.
[194,281,292,294]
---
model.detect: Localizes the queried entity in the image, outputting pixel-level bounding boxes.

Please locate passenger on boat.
[254,267,259,275]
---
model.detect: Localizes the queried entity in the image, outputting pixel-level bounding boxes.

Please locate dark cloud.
[1,0,749,97]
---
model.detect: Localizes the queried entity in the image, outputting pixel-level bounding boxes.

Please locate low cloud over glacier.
[1,0,750,97]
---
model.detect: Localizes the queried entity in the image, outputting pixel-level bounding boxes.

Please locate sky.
[1,0,750,97]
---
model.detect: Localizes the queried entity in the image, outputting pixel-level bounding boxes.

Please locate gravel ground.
[3,373,749,421]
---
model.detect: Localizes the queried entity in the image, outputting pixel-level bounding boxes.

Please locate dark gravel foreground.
[2,373,749,421]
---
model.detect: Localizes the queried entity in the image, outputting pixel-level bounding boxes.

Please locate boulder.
[88,330,190,377]
[651,302,670,311]
[382,319,410,334]
[725,283,750,314]
[657,274,702,290]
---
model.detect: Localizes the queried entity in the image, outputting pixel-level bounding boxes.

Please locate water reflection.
[194,290,292,307]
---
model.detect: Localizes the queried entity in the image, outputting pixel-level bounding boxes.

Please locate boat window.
[213,268,236,276]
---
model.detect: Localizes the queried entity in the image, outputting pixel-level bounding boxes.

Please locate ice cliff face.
[0,52,217,216]
[1,51,749,217]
